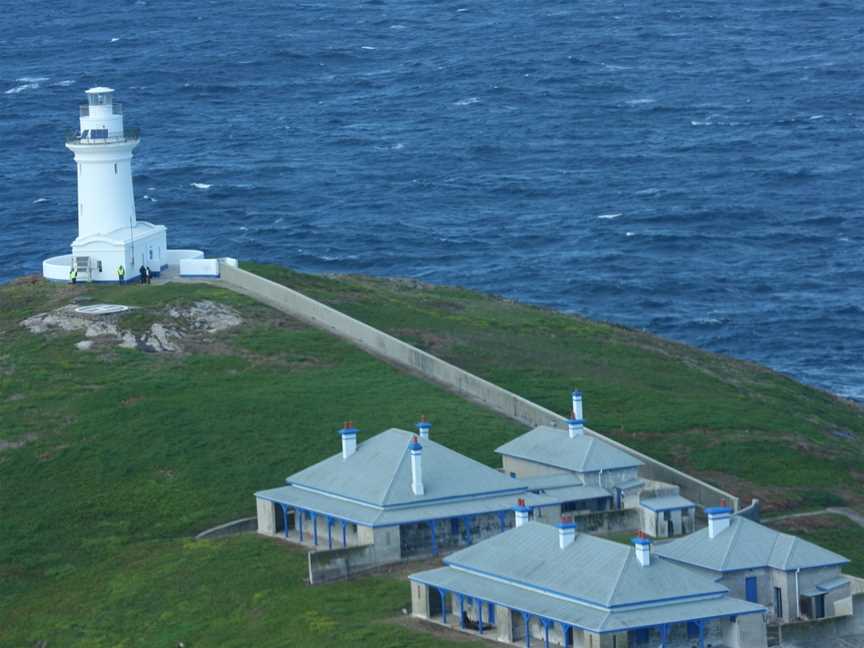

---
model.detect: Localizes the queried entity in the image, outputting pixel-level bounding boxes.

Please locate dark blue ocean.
[2,1,863,400]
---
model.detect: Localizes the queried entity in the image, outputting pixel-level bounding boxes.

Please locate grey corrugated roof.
[411,524,765,633]
[287,428,523,507]
[496,426,642,473]
[537,485,612,504]
[640,495,695,512]
[654,516,849,573]
[443,522,726,608]
[518,474,583,490]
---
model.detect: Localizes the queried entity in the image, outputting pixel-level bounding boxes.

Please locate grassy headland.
[1,265,862,645]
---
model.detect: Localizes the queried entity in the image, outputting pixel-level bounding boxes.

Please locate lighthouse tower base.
[42,222,203,282]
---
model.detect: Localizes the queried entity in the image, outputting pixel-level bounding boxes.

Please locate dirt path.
[767,507,864,529]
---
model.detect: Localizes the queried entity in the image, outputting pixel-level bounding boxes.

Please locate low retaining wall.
[308,544,400,584]
[779,594,864,645]
[195,516,258,540]
[220,263,739,511]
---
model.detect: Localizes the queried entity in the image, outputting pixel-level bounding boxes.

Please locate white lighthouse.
[42,88,201,282]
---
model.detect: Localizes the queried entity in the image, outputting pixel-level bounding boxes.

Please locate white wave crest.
[54,80,74,87]
[190,182,211,190]
[361,45,377,50]
[625,98,655,106]
[625,231,636,237]
[454,97,479,106]
[111,37,121,43]
[5,82,40,94]
[32,197,49,204]
[17,76,48,82]
[597,213,622,220]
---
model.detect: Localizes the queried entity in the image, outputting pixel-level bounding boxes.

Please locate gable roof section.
[443,522,726,608]
[654,516,849,572]
[287,428,524,508]
[496,426,642,473]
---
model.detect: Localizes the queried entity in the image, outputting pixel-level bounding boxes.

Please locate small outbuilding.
[655,507,853,624]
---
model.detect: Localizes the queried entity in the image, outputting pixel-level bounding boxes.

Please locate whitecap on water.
[634,187,660,196]
[809,114,824,121]
[625,98,655,106]
[190,182,211,190]
[18,76,48,83]
[391,142,404,150]
[389,24,406,30]
[361,45,377,50]
[625,231,636,237]
[597,213,622,220]
[110,37,121,43]
[454,97,479,106]
[32,197,49,204]
[690,120,713,126]
[6,82,40,94]
[54,80,74,87]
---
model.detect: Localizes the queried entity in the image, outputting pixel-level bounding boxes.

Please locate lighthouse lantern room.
[42,87,171,282]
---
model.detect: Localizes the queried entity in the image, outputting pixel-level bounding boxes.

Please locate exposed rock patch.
[21,301,242,354]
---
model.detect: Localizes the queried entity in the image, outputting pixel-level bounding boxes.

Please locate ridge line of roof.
[605,542,633,606]
[781,533,797,570]
[720,516,744,571]
[380,436,411,505]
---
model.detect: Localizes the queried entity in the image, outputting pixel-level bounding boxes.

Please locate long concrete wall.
[219,262,739,511]
[307,544,400,584]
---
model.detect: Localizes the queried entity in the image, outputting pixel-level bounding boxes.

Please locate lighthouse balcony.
[79,102,122,117]
[65,127,140,145]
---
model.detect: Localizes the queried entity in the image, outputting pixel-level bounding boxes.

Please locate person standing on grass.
[69,266,77,284]
[139,264,147,285]
[146,266,152,284]
[117,264,125,285]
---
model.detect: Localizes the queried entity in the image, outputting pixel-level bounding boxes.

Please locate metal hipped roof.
[441,522,727,608]
[639,495,695,512]
[411,565,764,634]
[287,428,524,507]
[654,516,850,573]
[496,426,643,473]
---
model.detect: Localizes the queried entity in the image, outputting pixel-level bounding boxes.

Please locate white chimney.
[558,517,576,549]
[339,422,358,460]
[707,506,732,538]
[409,436,424,496]
[514,499,530,527]
[632,537,651,567]
[569,390,584,437]
[416,415,432,440]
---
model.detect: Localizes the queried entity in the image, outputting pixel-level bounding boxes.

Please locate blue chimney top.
[408,435,423,452]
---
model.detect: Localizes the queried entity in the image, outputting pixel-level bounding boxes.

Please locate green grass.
[0,277,519,646]
[2,265,863,645]
[247,263,864,514]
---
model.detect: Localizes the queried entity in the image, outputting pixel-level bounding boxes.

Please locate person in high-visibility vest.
[69,267,77,284]
[117,264,126,285]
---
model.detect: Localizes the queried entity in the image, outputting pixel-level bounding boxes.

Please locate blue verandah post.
[429,520,438,555]
[459,594,465,629]
[478,598,483,634]
[326,516,334,549]
[311,511,318,546]
[280,504,290,539]
[298,508,304,540]
[438,588,447,624]
[660,623,669,647]
[497,510,507,530]
[524,613,532,647]
[698,619,705,648]
[340,519,348,547]
[562,623,572,647]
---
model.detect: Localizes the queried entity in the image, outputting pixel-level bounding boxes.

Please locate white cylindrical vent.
[569,390,584,437]
[707,507,732,538]
[340,422,358,460]
[558,518,576,549]
[633,537,651,567]
[409,436,424,496]
[514,499,530,528]
[416,416,431,440]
